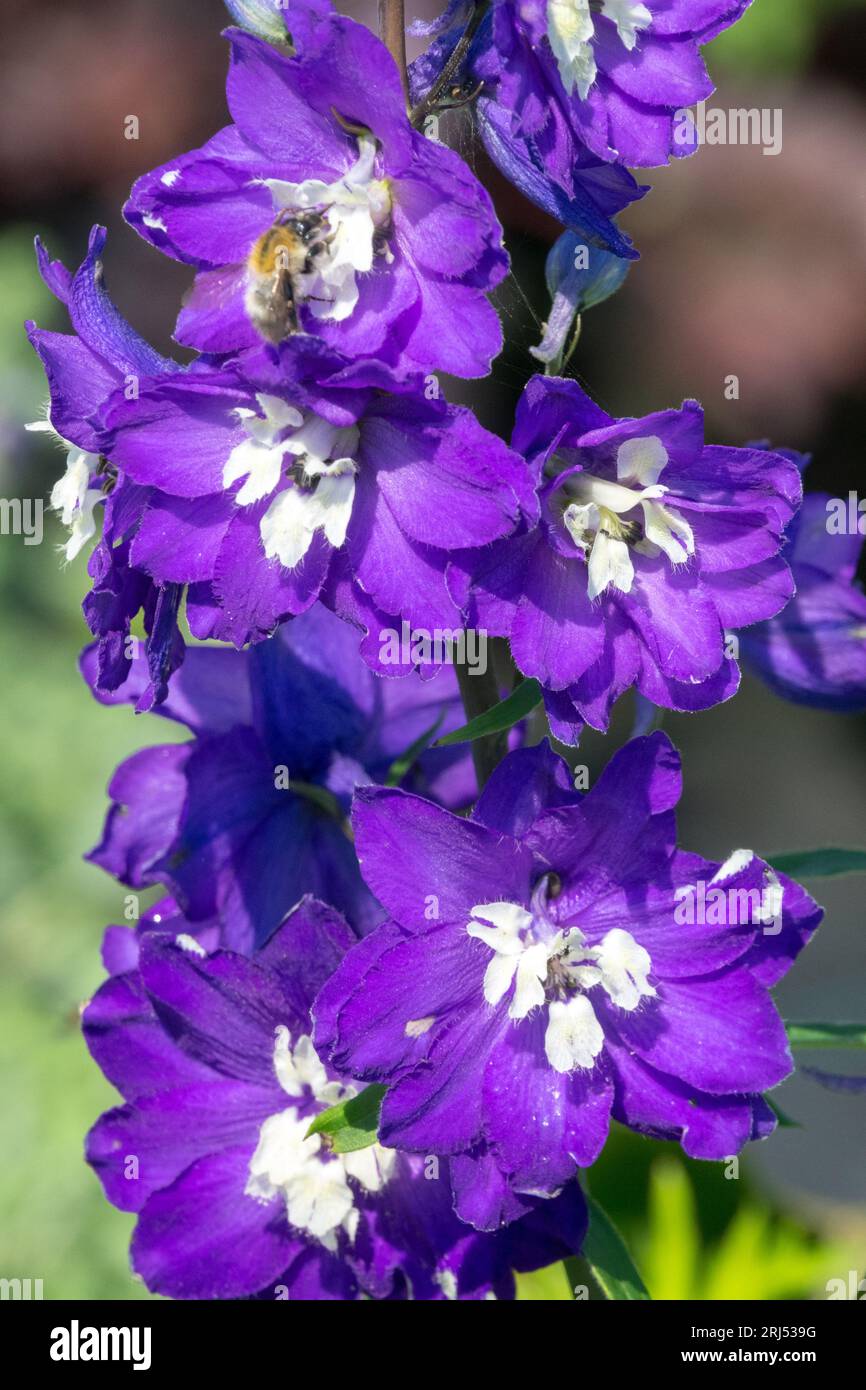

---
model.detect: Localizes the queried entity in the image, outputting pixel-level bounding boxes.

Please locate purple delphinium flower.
[84,897,587,1299]
[741,491,866,711]
[456,375,801,744]
[95,337,531,654]
[29,228,531,667]
[411,4,650,260]
[26,227,185,709]
[412,3,752,186]
[125,17,508,377]
[315,734,822,1224]
[86,605,479,951]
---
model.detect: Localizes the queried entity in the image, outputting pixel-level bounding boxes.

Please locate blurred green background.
[1,0,864,1300]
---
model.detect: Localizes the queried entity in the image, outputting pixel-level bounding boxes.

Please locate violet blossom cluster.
[25,0,864,1300]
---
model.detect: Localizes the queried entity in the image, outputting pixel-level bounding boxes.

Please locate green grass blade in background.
[582,1195,651,1300]
[768,848,866,878]
[787,1022,866,1049]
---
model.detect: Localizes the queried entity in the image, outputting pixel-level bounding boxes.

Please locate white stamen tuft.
[435,1269,459,1301]
[175,933,207,957]
[27,417,103,562]
[587,530,634,601]
[545,994,605,1072]
[711,848,755,883]
[468,903,657,1075]
[245,1029,396,1250]
[223,397,359,569]
[558,435,693,599]
[547,0,652,100]
[260,136,391,325]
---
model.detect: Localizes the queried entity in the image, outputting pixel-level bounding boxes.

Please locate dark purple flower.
[315,735,822,1220]
[86,605,479,951]
[411,2,752,239]
[84,897,587,1299]
[29,229,531,667]
[26,227,185,708]
[458,375,800,744]
[412,5,651,260]
[125,18,508,376]
[95,340,532,653]
[742,491,866,711]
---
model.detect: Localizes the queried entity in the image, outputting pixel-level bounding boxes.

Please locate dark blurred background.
[0,0,864,1299]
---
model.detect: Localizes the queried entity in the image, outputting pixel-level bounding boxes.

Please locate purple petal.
[347,469,462,632]
[125,126,275,267]
[257,896,356,1017]
[738,871,823,989]
[510,542,606,689]
[88,745,191,887]
[211,505,329,646]
[595,23,713,109]
[321,922,486,1082]
[82,971,214,1103]
[130,493,232,584]
[131,1143,294,1299]
[483,1014,614,1190]
[80,641,253,736]
[363,401,526,549]
[102,376,249,499]
[138,935,296,1084]
[379,1004,509,1153]
[602,969,792,1095]
[449,1149,543,1230]
[87,1081,276,1214]
[607,1042,756,1159]
[473,741,577,836]
[226,29,350,171]
[351,786,533,929]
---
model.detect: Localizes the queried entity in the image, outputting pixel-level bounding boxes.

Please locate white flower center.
[223,394,358,570]
[467,901,656,1074]
[556,435,694,600]
[26,418,103,562]
[245,1027,396,1251]
[260,136,392,325]
[547,0,652,100]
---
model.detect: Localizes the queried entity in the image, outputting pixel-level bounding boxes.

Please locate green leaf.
[385,714,445,787]
[582,1195,651,1300]
[515,1262,574,1301]
[766,847,866,878]
[306,1084,386,1154]
[434,678,542,747]
[786,1022,866,1050]
[643,1159,699,1300]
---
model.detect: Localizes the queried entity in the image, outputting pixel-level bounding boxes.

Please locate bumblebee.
[245,211,332,344]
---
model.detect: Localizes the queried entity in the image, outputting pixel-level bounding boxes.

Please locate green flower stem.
[456,657,510,791]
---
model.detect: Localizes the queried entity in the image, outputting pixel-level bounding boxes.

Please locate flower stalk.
[378,0,409,103]
[456,658,509,790]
